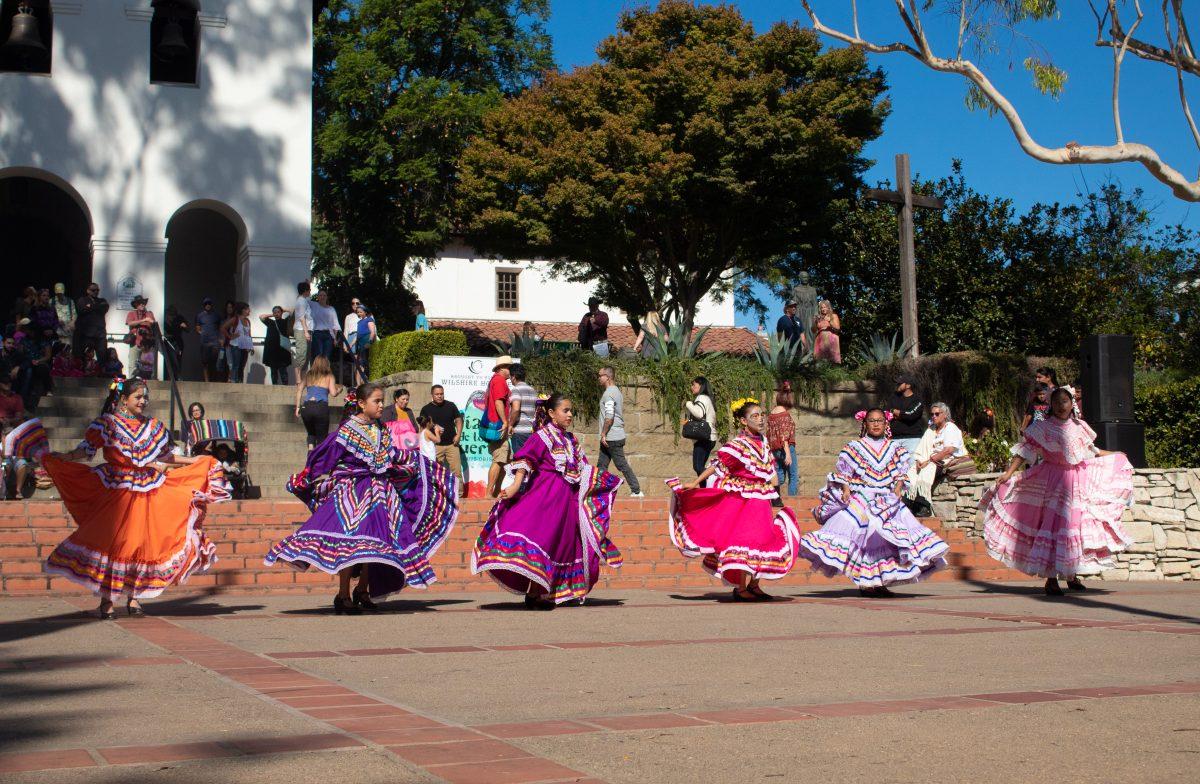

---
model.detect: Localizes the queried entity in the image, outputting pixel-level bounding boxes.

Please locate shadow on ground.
[0,654,121,753]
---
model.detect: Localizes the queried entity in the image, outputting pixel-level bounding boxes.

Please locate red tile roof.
[430,319,764,356]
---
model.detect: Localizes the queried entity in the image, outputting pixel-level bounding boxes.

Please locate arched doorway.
[0,170,92,322]
[164,202,244,380]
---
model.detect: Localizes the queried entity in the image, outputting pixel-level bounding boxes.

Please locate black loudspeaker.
[1093,422,1147,468]
[1079,334,1135,423]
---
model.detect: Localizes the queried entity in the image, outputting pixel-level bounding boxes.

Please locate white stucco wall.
[411,241,736,327]
[0,0,312,358]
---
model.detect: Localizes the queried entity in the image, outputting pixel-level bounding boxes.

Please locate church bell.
[2,3,47,63]
[154,17,189,62]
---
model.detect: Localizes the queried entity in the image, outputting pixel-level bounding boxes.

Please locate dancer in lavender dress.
[799,407,949,597]
[265,382,459,614]
[472,393,623,609]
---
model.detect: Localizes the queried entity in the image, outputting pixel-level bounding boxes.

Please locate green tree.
[458,0,887,332]
[313,0,552,330]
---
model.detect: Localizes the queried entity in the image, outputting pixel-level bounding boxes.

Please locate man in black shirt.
[418,384,464,494]
[74,282,109,361]
[888,374,926,454]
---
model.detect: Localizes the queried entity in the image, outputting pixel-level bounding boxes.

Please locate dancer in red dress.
[666,398,801,601]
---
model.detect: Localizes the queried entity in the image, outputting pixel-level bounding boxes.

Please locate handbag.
[478,408,504,442]
[681,399,712,441]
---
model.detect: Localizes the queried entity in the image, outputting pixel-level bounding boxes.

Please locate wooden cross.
[864,154,945,358]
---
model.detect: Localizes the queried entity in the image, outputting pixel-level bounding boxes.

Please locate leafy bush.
[369,330,468,377]
[865,352,1077,439]
[521,352,775,441]
[1136,376,1200,468]
[965,432,1014,473]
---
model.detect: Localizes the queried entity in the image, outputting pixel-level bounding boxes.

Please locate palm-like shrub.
[854,331,915,366]
[641,321,714,360]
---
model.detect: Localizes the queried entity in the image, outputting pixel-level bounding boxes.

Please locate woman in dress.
[767,383,798,499]
[41,377,230,619]
[473,393,623,609]
[259,305,293,385]
[799,408,949,597]
[667,398,801,602]
[294,356,341,450]
[981,387,1133,595]
[681,376,716,476]
[265,382,459,613]
[812,300,841,364]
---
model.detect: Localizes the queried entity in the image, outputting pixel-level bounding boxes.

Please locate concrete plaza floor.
[1,581,1197,783]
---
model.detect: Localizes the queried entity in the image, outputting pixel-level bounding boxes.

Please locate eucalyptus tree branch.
[798,0,1200,201]
[1164,0,1200,151]
[1109,0,1144,144]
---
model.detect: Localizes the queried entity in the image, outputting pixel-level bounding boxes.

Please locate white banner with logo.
[431,355,493,498]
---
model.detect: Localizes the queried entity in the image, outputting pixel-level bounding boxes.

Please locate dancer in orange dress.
[42,378,230,619]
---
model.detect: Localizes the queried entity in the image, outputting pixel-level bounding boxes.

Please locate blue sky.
[545,1,1200,329]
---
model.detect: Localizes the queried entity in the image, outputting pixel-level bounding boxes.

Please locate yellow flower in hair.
[729,396,759,413]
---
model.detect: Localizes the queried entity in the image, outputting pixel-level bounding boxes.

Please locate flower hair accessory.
[109,376,126,393]
[729,397,759,414]
[345,389,359,408]
[854,410,867,421]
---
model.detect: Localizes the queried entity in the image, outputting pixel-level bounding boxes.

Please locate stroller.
[185,419,251,499]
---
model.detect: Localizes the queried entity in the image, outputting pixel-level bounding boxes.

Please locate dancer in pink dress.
[667,398,801,602]
[981,387,1133,596]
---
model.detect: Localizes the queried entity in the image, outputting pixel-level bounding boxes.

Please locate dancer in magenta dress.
[667,398,801,602]
[799,408,948,596]
[473,393,623,609]
[981,387,1133,595]
[265,383,459,614]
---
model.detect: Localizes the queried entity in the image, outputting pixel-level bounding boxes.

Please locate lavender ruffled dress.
[264,418,459,598]
[472,424,623,604]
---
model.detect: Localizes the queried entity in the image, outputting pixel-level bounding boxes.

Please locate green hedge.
[1136,376,1200,468]
[368,330,468,377]
[866,352,1077,439]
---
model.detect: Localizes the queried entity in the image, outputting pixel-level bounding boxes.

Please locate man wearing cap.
[889,374,926,455]
[52,283,76,348]
[775,301,806,350]
[578,296,610,357]
[194,297,223,382]
[74,282,109,362]
[484,355,513,498]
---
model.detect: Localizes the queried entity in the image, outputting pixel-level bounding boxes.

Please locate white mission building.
[0,0,312,380]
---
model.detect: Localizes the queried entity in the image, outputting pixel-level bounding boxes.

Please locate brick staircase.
[0,497,1026,596]
[31,377,329,499]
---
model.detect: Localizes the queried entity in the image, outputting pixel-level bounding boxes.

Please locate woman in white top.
[343,296,361,353]
[682,376,718,475]
[309,291,341,360]
[221,302,255,384]
[906,401,967,502]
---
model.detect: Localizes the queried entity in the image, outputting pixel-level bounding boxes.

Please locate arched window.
[0,0,52,75]
[150,0,200,86]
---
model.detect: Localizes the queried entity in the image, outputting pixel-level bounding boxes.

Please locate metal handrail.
[337,332,366,385]
[149,323,188,439]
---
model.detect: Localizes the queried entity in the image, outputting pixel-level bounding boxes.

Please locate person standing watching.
[259,305,292,385]
[52,283,76,349]
[293,281,313,379]
[353,303,376,383]
[578,297,610,357]
[309,291,340,360]
[194,298,223,382]
[507,363,537,455]
[889,374,925,455]
[775,300,806,350]
[412,300,429,332]
[163,305,188,378]
[74,282,108,361]
[484,356,513,498]
[343,296,361,355]
[682,375,716,475]
[222,302,254,384]
[597,366,643,497]
[125,296,156,375]
[419,384,464,494]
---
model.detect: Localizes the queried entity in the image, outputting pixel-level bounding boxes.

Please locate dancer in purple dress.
[472,393,623,609]
[265,383,459,614]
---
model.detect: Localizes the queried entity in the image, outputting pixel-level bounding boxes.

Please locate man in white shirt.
[293,281,312,378]
[343,296,361,353]
[310,291,340,359]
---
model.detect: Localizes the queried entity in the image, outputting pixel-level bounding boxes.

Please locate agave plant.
[752,330,813,380]
[490,331,544,359]
[641,321,715,360]
[853,331,915,366]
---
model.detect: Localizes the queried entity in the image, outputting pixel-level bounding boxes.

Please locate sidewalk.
[1,582,1197,783]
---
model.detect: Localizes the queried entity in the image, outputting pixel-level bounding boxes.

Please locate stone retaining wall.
[932,468,1200,581]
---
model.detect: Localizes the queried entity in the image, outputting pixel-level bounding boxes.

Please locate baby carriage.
[185,418,250,498]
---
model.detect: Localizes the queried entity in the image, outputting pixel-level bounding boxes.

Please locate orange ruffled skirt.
[43,456,227,599]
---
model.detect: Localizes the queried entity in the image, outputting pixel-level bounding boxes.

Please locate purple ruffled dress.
[264,418,459,598]
[472,424,623,604]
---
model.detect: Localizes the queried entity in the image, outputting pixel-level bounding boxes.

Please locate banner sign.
[430,355,493,498]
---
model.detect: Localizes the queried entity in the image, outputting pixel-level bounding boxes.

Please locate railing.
[337,333,367,386]
[151,324,188,438]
